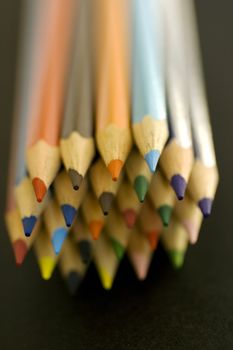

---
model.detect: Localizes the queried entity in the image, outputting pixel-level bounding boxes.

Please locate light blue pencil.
[132,0,168,173]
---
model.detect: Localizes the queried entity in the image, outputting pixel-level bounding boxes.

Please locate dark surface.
[0,1,233,349]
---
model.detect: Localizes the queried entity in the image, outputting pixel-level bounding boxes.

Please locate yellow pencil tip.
[107,160,123,181]
[99,268,113,290]
[39,257,56,280]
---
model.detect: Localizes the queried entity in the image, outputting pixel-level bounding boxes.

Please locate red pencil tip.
[107,160,123,181]
[13,240,28,266]
[32,177,47,203]
[89,221,103,240]
[147,231,159,251]
[122,209,137,229]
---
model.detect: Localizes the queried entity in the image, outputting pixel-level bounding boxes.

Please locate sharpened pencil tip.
[158,205,172,227]
[168,250,185,269]
[134,176,149,202]
[66,271,82,295]
[22,216,37,237]
[183,220,199,245]
[110,238,125,261]
[122,209,137,229]
[39,257,56,280]
[78,241,92,264]
[144,150,160,173]
[61,204,77,227]
[107,159,123,181]
[99,192,114,216]
[131,252,150,281]
[99,268,113,290]
[147,231,158,251]
[32,177,47,203]
[198,198,213,218]
[52,228,67,255]
[68,169,83,190]
[13,239,28,266]
[89,221,103,240]
[170,175,187,200]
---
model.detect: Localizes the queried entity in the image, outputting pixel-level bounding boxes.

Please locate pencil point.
[89,221,103,240]
[131,253,150,280]
[13,239,28,266]
[158,205,172,227]
[183,220,199,244]
[66,271,82,295]
[39,257,56,280]
[78,241,92,264]
[32,177,47,203]
[107,159,123,181]
[52,228,67,255]
[122,209,137,229]
[99,192,114,215]
[22,216,37,237]
[68,169,83,190]
[110,238,125,260]
[170,175,186,200]
[99,268,113,290]
[61,204,77,227]
[168,251,185,269]
[144,150,160,173]
[134,175,149,202]
[198,198,213,218]
[147,231,158,251]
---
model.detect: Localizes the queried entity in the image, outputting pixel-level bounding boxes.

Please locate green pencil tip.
[168,250,185,269]
[134,176,149,202]
[158,205,173,227]
[110,238,125,261]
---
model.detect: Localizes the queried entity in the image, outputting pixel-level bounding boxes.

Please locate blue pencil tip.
[52,228,67,255]
[170,175,187,200]
[61,204,77,227]
[22,216,37,237]
[144,150,160,173]
[198,198,213,218]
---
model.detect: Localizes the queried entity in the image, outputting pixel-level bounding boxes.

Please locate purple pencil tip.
[170,175,187,200]
[198,198,213,218]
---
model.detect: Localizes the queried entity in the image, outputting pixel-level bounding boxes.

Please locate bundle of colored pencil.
[5,0,219,295]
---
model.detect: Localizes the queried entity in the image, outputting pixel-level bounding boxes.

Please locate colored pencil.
[26,0,76,203]
[148,170,176,227]
[60,0,95,190]
[175,195,203,245]
[116,178,142,229]
[72,218,93,265]
[93,233,119,290]
[15,177,48,237]
[106,207,131,261]
[161,216,189,269]
[183,0,219,217]
[125,149,152,202]
[81,190,105,240]
[138,200,162,251]
[13,0,50,236]
[132,0,168,172]
[59,237,87,295]
[160,0,194,200]
[90,158,122,215]
[43,198,68,255]
[34,227,58,280]
[127,226,152,281]
[95,0,132,181]
[54,170,87,227]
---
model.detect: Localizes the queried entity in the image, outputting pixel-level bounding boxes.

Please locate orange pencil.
[26,0,76,203]
[94,0,132,181]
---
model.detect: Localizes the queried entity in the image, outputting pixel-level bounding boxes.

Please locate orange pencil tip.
[89,221,103,240]
[13,240,28,266]
[32,177,47,203]
[107,160,123,181]
[147,231,159,251]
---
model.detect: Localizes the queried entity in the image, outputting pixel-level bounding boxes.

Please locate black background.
[0,1,233,349]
